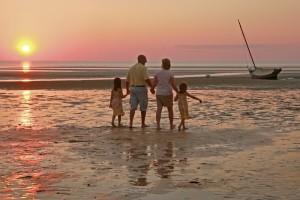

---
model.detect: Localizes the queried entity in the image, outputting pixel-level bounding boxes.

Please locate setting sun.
[22,45,30,53]
[17,39,36,56]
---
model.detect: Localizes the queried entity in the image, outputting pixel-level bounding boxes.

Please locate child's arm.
[186,92,202,103]
[109,89,113,108]
[121,89,127,98]
[174,93,178,101]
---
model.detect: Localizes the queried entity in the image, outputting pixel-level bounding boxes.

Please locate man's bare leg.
[141,111,149,128]
[129,109,135,128]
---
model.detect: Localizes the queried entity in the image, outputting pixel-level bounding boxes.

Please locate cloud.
[173,44,300,51]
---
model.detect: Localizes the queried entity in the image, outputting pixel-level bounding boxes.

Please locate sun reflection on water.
[19,90,33,128]
[0,141,66,199]
[22,61,31,73]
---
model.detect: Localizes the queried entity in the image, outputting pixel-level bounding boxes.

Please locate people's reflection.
[155,142,174,178]
[124,144,150,186]
[124,141,175,186]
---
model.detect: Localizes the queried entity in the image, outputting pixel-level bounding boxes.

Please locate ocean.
[0,61,299,83]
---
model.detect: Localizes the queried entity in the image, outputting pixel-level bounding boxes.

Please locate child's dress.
[177,93,190,119]
[111,89,125,116]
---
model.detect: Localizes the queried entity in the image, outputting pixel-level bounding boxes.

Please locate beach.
[0,65,300,199]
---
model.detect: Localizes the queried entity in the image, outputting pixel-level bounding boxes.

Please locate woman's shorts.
[156,94,173,107]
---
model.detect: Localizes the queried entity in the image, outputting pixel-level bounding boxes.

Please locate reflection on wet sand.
[0,136,66,199]
[123,139,177,186]
[19,90,33,128]
[0,90,67,199]
[155,142,175,179]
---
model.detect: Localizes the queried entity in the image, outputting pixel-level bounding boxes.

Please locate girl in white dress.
[109,77,127,127]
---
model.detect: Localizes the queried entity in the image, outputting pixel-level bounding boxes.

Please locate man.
[126,55,152,128]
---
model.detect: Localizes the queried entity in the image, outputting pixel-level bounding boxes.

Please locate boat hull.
[250,68,282,80]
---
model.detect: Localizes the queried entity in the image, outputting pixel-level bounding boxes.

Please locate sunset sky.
[1,0,300,63]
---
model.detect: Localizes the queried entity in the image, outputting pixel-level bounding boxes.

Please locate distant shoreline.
[0,74,299,90]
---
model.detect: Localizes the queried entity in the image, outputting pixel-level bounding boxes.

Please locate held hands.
[126,89,130,95]
[150,88,155,95]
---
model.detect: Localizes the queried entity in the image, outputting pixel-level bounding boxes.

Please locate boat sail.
[238,20,282,79]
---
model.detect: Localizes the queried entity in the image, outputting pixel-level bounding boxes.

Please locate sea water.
[0,61,299,82]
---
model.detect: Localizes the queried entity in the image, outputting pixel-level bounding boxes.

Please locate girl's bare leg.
[111,115,116,127]
[178,119,184,131]
[182,119,187,130]
[118,115,123,127]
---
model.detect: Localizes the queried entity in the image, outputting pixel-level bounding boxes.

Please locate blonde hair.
[162,58,171,70]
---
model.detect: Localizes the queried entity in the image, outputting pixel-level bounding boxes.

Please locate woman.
[150,58,178,130]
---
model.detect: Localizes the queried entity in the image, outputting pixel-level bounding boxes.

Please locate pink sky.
[0,0,300,62]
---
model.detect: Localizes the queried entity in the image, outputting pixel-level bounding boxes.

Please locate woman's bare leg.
[156,104,163,130]
[167,106,175,129]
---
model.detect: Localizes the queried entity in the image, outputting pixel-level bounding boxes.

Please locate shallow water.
[0,89,299,132]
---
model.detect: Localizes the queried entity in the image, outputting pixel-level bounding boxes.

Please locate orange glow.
[0,1,299,62]
[22,62,31,73]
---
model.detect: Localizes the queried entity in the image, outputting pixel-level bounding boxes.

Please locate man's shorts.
[156,94,173,107]
[129,86,148,111]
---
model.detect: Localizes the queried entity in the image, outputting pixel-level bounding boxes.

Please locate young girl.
[174,82,202,131]
[109,77,127,127]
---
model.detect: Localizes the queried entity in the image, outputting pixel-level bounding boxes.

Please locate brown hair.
[178,82,187,94]
[162,58,171,70]
[113,77,122,91]
[137,55,146,63]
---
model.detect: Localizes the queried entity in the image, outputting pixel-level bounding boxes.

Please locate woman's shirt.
[154,69,174,96]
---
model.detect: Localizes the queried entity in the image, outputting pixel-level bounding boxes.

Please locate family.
[109,54,202,131]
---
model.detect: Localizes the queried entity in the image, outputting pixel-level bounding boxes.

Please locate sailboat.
[238,20,282,79]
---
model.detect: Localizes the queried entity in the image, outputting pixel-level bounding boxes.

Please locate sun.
[22,45,31,53]
[17,39,36,56]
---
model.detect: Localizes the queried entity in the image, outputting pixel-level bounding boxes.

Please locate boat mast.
[238,20,256,68]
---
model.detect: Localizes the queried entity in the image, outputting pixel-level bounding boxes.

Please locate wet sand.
[1,127,299,199]
[0,75,300,199]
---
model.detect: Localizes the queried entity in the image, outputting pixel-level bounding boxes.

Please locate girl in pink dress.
[109,77,127,127]
[174,82,202,131]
